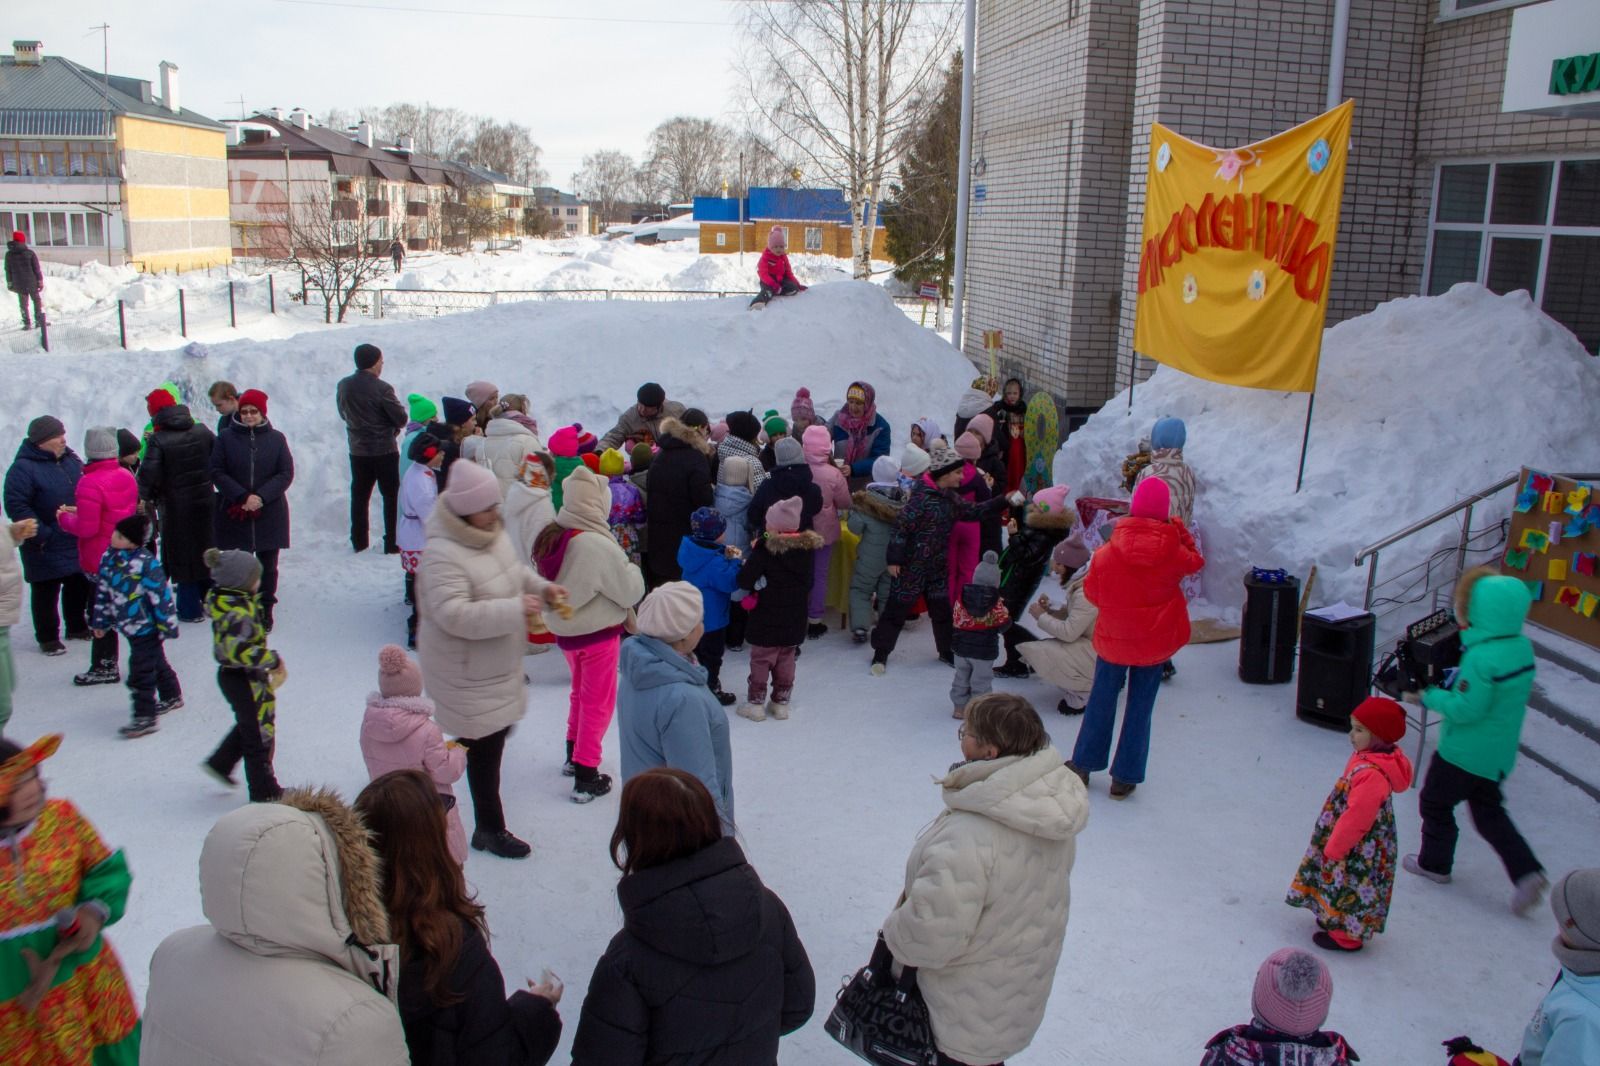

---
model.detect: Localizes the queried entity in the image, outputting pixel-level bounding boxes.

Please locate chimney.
[397,134,414,153]
[159,61,180,114]
[355,120,374,148]
[289,108,311,130]
[138,81,153,105]
[268,107,284,121]
[224,122,242,147]
[11,40,43,65]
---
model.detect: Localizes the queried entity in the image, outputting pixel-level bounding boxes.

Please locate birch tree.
[740,0,958,278]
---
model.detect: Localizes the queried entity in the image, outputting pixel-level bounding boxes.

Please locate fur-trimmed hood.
[657,416,712,456]
[763,529,824,554]
[1025,503,1075,532]
[198,786,398,1002]
[852,486,905,524]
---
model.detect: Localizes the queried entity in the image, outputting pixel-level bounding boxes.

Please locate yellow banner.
[1133,101,1354,393]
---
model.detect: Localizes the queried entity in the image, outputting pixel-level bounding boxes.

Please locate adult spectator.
[211,389,294,632]
[617,582,734,824]
[643,411,714,585]
[356,770,563,1065]
[4,229,43,329]
[882,694,1087,1066]
[3,416,85,654]
[827,380,891,482]
[336,343,409,554]
[571,769,814,1064]
[141,787,411,1065]
[389,238,406,274]
[480,398,544,497]
[418,460,565,860]
[599,382,685,451]
[139,388,217,623]
[1018,532,1099,714]
[747,438,821,543]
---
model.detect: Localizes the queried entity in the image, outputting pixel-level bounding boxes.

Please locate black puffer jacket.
[746,464,822,542]
[211,416,294,552]
[139,404,216,583]
[571,837,814,1066]
[399,917,561,1066]
[644,418,714,583]
[335,369,408,457]
[736,530,823,648]
[4,240,42,294]
[997,504,1073,617]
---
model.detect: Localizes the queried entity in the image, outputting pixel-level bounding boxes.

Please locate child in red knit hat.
[1285,696,1414,952]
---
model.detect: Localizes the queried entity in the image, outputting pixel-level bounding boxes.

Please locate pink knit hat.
[1129,476,1171,520]
[802,424,833,464]
[440,459,502,517]
[709,420,729,444]
[768,224,787,251]
[791,387,816,426]
[766,496,803,534]
[377,644,423,699]
[465,381,498,408]
[1251,949,1332,1037]
[954,431,983,462]
[547,424,582,458]
[1033,484,1070,514]
[967,413,995,445]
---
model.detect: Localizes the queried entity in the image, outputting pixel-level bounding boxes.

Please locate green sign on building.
[1551,52,1600,96]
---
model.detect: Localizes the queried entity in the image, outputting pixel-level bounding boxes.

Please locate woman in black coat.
[209,389,293,629]
[643,413,714,585]
[139,398,216,622]
[356,770,562,1066]
[572,769,813,1066]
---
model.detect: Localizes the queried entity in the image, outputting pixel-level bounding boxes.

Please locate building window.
[1426,158,1600,355]
[1438,0,1544,19]
[0,209,104,247]
[715,231,727,247]
[804,226,823,252]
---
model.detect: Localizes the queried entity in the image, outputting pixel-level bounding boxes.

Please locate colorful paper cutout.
[1549,559,1569,581]
[1544,492,1566,514]
[1520,529,1551,554]
[1564,510,1593,539]
[1582,592,1600,619]
[1576,552,1598,577]
[1515,488,1538,513]
[1557,585,1582,609]
[1550,521,1563,546]
[1505,548,1530,571]
[1530,472,1554,495]
[1525,580,1544,602]
[1567,484,1591,515]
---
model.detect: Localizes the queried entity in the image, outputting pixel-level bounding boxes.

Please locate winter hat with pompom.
[870,456,900,487]
[967,413,995,445]
[439,459,501,517]
[377,644,423,699]
[205,547,262,591]
[146,388,178,417]
[973,551,1001,588]
[636,582,704,644]
[767,225,787,252]
[547,424,583,458]
[1033,484,1071,515]
[598,448,626,477]
[1251,948,1333,1037]
[690,506,726,542]
[83,426,119,461]
[710,421,729,444]
[1129,476,1171,520]
[766,496,803,534]
[900,443,931,478]
[762,411,788,439]
[955,432,983,462]
[790,388,816,427]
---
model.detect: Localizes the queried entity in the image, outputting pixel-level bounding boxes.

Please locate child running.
[200,548,285,802]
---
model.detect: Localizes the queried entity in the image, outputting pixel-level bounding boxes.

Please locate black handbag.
[824,934,937,1066]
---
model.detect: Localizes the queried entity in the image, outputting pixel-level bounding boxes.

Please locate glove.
[738,593,758,611]
[1006,491,1026,507]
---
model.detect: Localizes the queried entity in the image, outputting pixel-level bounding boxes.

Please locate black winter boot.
[571,764,613,804]
[74,660,120,686]
[562,740,575,777]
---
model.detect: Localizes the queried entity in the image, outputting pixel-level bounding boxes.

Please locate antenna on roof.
[85,24,114,267]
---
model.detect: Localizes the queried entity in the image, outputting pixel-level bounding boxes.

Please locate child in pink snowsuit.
[750,226,808,308]
[944,432,987,604]
[801,425,850,635]
[360,644,468,863]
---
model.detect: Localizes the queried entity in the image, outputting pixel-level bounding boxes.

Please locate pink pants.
[563,636,621,768]
[808,542,834,621]
[747,644,797,704]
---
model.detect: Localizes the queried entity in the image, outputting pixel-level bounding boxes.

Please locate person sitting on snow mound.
[749,226,807,309]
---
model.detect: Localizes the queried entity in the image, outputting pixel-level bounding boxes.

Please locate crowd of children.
[0,337,1592,1063]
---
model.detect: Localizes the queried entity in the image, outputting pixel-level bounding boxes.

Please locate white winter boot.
[737,702,767,722]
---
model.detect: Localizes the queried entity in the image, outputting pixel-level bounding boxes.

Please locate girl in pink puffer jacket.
[359,644,467,863]
[801,425,851,636]
[57,426,139,683]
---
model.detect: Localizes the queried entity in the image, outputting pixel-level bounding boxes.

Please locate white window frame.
[1422,154,1600,351]
[715,231,727,247]
[0,208,105,247]
[1437,0,1545,22]
[804,225,823,252]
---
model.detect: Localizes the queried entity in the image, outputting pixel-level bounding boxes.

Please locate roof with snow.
[0,53,223,136]
[533,187,583,207]
[229,113,465,187]
[452,162,536,196]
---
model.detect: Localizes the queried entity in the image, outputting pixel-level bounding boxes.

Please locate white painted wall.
[1502,0,1600,116]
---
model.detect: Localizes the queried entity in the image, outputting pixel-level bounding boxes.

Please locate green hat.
[762,409,788,437]
[408,393,438,423]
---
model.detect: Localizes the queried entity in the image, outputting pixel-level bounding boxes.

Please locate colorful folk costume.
[0,736,140,1064]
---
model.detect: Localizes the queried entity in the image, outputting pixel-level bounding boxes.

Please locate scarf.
[833,381,878,465]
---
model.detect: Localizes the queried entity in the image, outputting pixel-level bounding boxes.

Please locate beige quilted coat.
[418,503,549,738]
[0,523,23,628]
[1019,568,1099,696]
[881,746,1089,1065]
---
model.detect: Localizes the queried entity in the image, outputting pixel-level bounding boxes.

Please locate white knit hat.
[900,443,931,478]
[636,581,704,643]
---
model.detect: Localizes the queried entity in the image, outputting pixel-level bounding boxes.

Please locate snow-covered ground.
[4,282,1597,1063]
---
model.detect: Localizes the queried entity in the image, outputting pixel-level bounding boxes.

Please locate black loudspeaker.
[1240,572,1301,684]
[1296,613,1376,730]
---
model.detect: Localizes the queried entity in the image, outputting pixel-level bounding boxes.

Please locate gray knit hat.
[774,436,805,468]
[83,426,119,461]
[205,547,263,591]
[1552,868,1600,976]
[26,415,65,446]
[973,550,1001,588]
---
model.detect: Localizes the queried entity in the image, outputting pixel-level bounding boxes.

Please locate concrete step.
[1523,625,1600,802]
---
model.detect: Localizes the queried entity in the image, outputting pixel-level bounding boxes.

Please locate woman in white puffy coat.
[479,401,545,497]
[881,693,1089,1066]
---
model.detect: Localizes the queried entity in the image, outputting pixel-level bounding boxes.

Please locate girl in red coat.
[750,226,807,309]
[1066,476,1202,798]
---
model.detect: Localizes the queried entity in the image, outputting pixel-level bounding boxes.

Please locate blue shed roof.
[693,187,882,226]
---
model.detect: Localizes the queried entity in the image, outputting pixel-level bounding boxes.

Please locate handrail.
[1353,473,1519,566]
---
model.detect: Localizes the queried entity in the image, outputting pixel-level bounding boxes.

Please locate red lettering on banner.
[1294,242,1331,301]
[1143,194,1333,303]
[1196,194,1216,249]
[1178,205,1199,254]
[1212,197,1234,247]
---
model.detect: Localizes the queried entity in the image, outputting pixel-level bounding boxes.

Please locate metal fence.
[360,287,760,319]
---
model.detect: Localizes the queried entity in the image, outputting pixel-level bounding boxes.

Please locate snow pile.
[1055,285,1600,614]
[0,281,969,546]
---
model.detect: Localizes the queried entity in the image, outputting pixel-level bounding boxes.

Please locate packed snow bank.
[0,281,967,545]
[1055,285,1600,614]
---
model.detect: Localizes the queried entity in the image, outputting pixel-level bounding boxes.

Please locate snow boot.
[1109,779,1137,799]
[1064,760,1089,786]
[471,828,532,859]
[806,621,828,640]
[155,696,184,715]
[74,661,120,686]
[737,701,768,722]
[201,761,238,789]
[119,718,159,739]
[1510,871,1548,916]
[1160,660,1177,682]
[768,700,790,721]
[994,660,1031,679]
[1402,854,1452,884]
[1312,930,1363,953]
[562,740,575,777]
[571,764,613,804]
[39,640,66,657]
[710,687,737,707]
[851,628,868,644]
[1057,698,1084,716]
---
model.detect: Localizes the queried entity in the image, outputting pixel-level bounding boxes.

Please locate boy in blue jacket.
[677,507,744,706]
[91,514,180,738]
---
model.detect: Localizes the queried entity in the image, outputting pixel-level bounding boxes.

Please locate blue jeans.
[1070,657,1163,784]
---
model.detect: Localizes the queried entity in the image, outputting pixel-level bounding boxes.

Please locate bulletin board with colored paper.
[1501,467,1600,649]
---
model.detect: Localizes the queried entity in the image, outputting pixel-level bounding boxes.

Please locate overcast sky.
[10,0,749,188]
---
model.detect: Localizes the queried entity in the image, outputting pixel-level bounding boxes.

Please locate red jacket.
[758,248,799,291]
[1084,515,1203,666]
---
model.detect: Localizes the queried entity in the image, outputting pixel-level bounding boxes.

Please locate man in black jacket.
[335,343,408,553]
[5,231,44,329]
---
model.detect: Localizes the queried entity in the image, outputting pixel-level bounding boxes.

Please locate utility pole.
[87,24,113,267]
[738,150,745,268]
[950,0,976,351]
